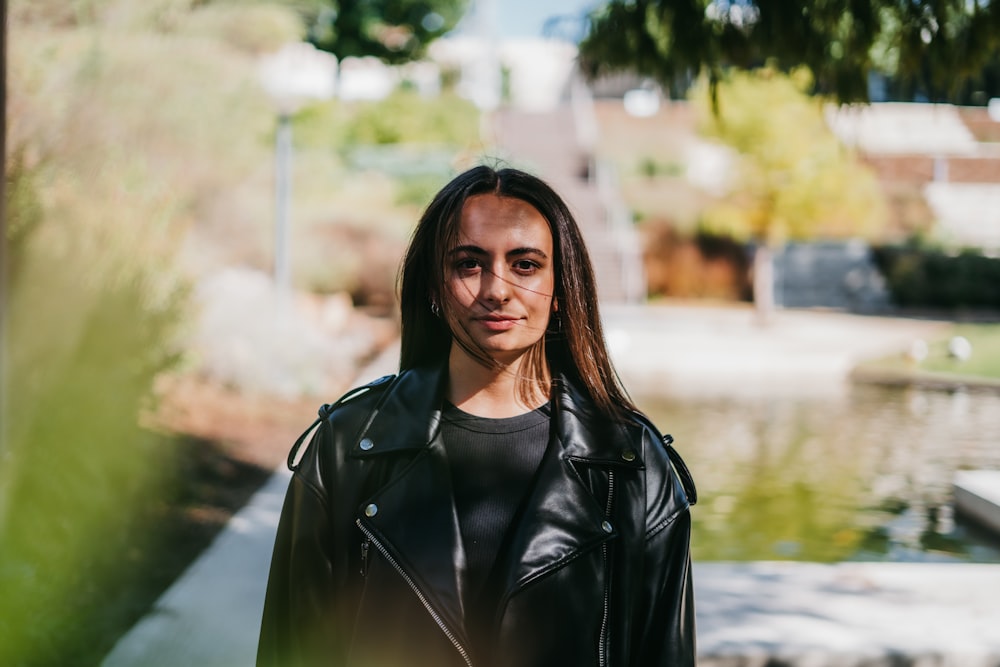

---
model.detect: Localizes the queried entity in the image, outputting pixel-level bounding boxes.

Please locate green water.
[639,384,1000,563]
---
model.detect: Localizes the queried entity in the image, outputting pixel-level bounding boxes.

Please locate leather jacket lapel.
[491,430,613,602]
[352,365,447,456]
[492,375,645,608]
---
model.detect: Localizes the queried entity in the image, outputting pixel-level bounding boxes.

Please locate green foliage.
[0,6,293,663]
[292,91,479,150]
[580,0,1000,104]
[302,0,467,63]
[872,245,1000,310]
[392,172,454,208]
[344,90,480,146]
[0,247,185,666]
[638,155,684,179]
[691,69,887,244]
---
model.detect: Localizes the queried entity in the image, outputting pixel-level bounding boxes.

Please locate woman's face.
[444,193,556,366]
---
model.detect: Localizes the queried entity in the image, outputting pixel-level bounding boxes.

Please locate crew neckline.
[442,401,550,434]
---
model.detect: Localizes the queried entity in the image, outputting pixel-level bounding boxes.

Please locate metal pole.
[274,112,292,300]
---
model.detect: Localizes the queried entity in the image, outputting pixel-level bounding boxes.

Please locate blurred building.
[826,103,1000,254]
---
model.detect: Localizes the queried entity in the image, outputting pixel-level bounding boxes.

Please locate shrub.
[643,222,752,301]
[872,245,1000,310]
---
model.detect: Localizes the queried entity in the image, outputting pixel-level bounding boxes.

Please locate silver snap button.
[621,448,636,462]
[364,503,378,517]
[359,437,374,451]
[601,520,613,533]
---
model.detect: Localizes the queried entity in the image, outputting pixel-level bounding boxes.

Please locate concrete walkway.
[102,305,1000,667]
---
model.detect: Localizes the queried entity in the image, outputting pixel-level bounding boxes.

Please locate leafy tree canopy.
[293,0,468,63]
[693,68,887,244]
[579,0,1000,103]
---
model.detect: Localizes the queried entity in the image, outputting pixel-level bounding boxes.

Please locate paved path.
[102,305,1000,667]
[604,302,949,398]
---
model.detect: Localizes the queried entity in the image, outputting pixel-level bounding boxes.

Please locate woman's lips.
[477,316,520,331]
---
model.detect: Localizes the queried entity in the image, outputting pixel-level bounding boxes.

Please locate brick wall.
[861,154,1000,185]
[859,106,1000,185]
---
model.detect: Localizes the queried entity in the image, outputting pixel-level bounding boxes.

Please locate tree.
[691,69,887,320]
[578,1,999,318]
[297,0,468,63]
[579,0,1000,104]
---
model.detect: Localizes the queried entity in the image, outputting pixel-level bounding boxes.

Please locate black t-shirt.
[439,401,550,639]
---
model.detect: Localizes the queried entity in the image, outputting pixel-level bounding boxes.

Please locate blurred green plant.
[873,244,1000,311]
[299,0,466,64]
[0,1,308,662]
[637,155,684,179]
[294,89,480,148]
[692,69,887,245]
[689,68,888,320]
[580,0,1000,105]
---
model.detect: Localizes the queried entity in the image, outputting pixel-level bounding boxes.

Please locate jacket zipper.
[360,538,370,577]
[598,469,615,667]
[356,520,474,667]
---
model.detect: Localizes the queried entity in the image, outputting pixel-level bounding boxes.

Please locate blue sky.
[498,0,601,38]
[454,0,604,40]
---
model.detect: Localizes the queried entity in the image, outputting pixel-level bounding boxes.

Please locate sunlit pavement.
[696,561,1000,665]
[102,304,1000,667]
[603,302,952,399]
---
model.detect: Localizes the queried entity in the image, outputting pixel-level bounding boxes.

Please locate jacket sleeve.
[634,506,696,666]
[257,421,351,667]
[632,425,697,667]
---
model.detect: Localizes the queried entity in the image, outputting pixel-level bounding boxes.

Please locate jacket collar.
[350,364,447,458]
[351,363,646,469]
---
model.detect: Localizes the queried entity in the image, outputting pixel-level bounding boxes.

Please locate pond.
[638,383,1000,563]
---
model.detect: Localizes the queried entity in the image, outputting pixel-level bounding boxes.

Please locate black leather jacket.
[258,364,696,667]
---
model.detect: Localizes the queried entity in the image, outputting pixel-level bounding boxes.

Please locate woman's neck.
[447,346,548,418]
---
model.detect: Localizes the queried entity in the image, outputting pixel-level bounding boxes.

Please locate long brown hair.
[398,165,636,420]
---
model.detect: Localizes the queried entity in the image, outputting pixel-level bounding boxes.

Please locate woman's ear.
[552,297,558,312]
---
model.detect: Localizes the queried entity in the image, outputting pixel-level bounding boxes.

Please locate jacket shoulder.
[629,411,698,507]
[286,374,396,471]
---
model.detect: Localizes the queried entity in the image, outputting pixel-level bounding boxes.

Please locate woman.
[257,165,696,667]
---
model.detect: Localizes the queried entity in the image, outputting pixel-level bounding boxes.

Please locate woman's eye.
[455,258,480,272]
[513,260,539,273]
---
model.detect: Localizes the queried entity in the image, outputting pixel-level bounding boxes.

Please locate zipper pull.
[360,539,370,577]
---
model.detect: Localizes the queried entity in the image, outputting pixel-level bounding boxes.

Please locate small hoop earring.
[430,301,441,317]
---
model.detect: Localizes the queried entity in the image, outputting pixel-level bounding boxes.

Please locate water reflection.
[638,384,1000,563]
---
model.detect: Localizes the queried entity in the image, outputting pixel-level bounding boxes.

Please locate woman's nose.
[481,267,511,303]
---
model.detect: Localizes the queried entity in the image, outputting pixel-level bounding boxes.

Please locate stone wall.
[773,241,891,313]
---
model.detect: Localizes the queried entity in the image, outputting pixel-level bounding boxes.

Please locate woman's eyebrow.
[449,244,487,256]
[507,247,549,259]
[449,245,549,259]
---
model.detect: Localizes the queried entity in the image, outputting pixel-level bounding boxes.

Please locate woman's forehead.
[455,194,552,245]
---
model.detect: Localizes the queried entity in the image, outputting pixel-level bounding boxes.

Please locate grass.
[854,323,1000,388]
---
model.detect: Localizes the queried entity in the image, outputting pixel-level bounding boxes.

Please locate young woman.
[257,165,696,667]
